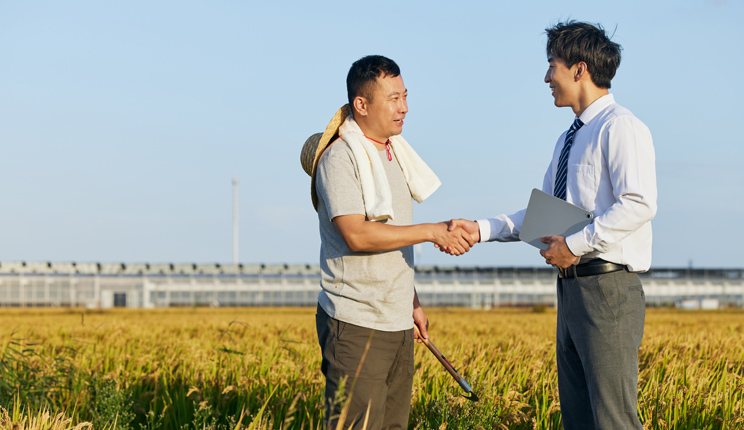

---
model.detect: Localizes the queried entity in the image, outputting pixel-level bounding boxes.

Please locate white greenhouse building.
[0,262,741,309]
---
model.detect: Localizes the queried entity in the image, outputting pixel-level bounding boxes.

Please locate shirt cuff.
[565,232,592,257]
[476,219,492,243]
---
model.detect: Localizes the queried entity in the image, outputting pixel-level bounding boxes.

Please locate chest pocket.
[570,164,597,196]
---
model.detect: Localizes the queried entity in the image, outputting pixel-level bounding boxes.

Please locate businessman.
[447,22,657,429]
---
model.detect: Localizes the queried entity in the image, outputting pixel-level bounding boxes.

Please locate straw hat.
[301,104,352,210]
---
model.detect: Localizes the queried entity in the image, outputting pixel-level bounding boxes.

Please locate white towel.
[338,115,441,221]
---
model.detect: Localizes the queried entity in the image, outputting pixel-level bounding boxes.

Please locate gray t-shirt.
[315,140,414,332]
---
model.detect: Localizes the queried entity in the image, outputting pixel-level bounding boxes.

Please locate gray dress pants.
[556,270,645,429]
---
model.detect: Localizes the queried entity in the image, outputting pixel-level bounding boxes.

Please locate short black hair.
[545,21,622,89]
[346,55,401,109]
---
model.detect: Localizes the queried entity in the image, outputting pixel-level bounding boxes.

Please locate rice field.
[0,306,742,429]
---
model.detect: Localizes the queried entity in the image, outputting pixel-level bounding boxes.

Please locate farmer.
[300,55,476,429]
[446,22,657,429]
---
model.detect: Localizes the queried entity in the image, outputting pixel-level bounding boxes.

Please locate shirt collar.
[578,93,614,125]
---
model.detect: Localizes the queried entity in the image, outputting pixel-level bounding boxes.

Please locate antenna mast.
[232,177,239,265]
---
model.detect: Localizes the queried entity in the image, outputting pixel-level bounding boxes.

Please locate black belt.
[558,259,627,278]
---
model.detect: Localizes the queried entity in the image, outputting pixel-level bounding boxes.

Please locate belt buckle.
[558,265,577,278]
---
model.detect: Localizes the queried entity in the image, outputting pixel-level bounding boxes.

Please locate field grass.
[0,307,742,429]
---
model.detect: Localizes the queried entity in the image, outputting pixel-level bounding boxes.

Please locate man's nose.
[544,70,551,83]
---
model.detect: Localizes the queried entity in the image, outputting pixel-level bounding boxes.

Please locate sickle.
[414,325,479,402]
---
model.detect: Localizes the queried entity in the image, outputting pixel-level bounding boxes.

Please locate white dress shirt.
[477,94,657,272]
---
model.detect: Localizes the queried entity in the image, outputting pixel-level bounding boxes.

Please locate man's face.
[362,74,408,141]
[545,55,580,109]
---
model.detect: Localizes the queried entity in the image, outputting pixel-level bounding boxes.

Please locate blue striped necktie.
[553,118,584,200]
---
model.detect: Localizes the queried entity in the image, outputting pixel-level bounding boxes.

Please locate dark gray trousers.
[556,270,645,430]
[316,305,414,430]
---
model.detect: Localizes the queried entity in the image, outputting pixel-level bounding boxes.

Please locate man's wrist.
[476,219,490,243]
[566,241,577,257]
[427,222,443,243]
[564,233,587,257]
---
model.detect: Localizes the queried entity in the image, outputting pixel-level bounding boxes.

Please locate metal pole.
[94,273,100,308]
[233,177,239,265]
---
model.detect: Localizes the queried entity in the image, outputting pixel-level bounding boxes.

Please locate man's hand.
[437,219,480,255]
[412,296,429,344]
[540,235,580,268]
[431,222,476,256]
[448,219,480,242]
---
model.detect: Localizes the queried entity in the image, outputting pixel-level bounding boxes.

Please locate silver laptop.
[519,189,594,250]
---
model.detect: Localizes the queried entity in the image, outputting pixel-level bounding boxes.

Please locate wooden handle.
[414,324,463,383]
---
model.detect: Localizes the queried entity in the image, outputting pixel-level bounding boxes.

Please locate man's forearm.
[333,214,474,254]
[566,194,656,256]
[339,220,440,252]
[476,209,525,243]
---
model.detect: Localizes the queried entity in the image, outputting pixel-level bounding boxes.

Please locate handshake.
[433,219,481,256]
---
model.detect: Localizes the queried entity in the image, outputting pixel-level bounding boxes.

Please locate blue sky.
[1,0,742,268]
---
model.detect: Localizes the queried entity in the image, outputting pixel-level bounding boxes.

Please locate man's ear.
[574,61,589,82]
[353,96,368,117]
